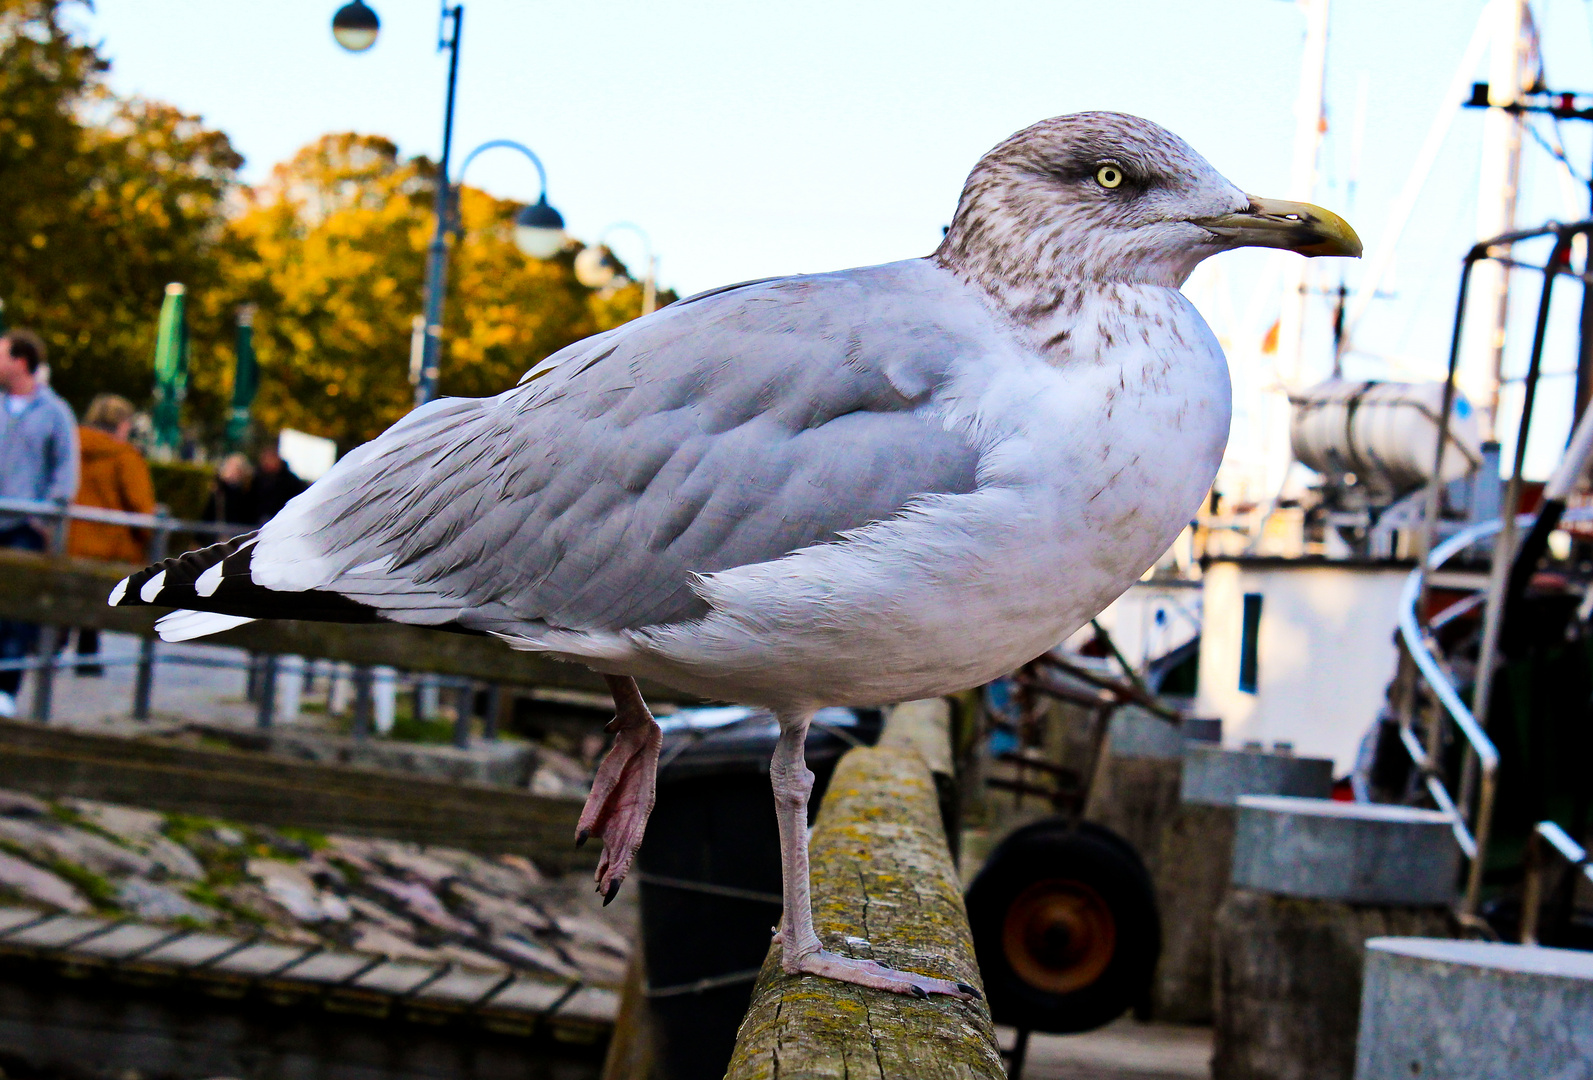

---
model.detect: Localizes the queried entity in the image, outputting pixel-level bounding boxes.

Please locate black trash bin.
[635,706,880,1080]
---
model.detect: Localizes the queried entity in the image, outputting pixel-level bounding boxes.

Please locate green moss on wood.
[724,746,1003,1080]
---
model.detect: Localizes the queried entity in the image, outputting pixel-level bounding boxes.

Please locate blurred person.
[251,442,306,524]
[0,330,78,717]
[68,394,156,675]
[202,452,257,527]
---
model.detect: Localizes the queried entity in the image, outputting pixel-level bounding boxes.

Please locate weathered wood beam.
[724,727,1001,1079]
[0,550,692,699]
[0,719,593,871]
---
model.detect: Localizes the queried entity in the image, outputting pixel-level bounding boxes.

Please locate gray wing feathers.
[257,263,986,634]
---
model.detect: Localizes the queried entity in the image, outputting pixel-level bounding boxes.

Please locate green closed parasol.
[225,305,258,451]
[151,283,188,455]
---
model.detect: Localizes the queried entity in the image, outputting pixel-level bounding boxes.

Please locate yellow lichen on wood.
[724,745,1003,1080]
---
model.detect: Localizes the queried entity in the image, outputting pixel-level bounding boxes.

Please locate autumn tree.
[226,132,662,451]
[2,2,664,452]
[0,0,243,422]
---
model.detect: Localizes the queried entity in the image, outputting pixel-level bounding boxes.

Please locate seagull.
[110,112,1359,999]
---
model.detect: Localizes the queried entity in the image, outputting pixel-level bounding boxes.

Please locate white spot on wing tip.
[108,578,128,606]
[139,570,167,604]
[155,610,255,642]
[195,562,224,597]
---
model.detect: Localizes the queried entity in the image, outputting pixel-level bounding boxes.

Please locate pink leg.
[576,675,662,905]
[770,710,977,1001]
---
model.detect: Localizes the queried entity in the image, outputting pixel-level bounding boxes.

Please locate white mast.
[1468,0,1531,437]
[1261,0,1331,501]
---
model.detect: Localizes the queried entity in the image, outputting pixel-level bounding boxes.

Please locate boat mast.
[1470,0,1532,438]
[1263,0,1331,503]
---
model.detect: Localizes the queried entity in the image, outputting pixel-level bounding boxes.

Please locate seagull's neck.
[932,253,1188,364]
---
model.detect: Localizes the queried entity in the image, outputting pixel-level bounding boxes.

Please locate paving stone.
[349,925,444,963]
[0,817,155,878]
[0,789,49,818]
[139,932,246,966]
[277,950,376,984]
[70,922,181,959]
[414,966,511,1005]
[247,858,352,922]
[489,933,580,980]
[0,851,89,912]
[116,879,215,924]
[354,959,440,994]
[5,915,110,948]
[366,875,473,935]
[482,976,570,1014]
[557,985,620,1023]
[210,941,313,976]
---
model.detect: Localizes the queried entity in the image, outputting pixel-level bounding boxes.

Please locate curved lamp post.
[399,140,567,404]
[458,140,566,259]
[574,221,658,315]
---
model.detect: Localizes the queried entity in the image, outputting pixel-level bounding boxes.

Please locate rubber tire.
[965,818,1160,1034]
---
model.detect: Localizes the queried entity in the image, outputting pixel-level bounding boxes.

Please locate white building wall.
[1196,560,1408,776]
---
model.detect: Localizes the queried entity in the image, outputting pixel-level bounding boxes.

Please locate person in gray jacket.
[0,330,79,717]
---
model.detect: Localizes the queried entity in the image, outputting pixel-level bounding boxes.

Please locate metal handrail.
[1520,821,1592,944]
[0,496,248,539]
[1398,507,1593,921]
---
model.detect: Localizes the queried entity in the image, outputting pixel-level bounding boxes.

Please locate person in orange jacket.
[68,394,156,673]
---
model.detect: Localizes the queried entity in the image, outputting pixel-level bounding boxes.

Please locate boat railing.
[1401,218,1593,930]
[1520,820,1592,945]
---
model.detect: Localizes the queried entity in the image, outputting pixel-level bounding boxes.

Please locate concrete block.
[1214,891,1452,1080]
[1106,706,1184,760]
[1182,745,1333,806]
[1232,797,1459,905]
[1355,938,1593,1080]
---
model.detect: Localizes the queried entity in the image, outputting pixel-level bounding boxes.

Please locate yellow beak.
[1195,196,1363,258]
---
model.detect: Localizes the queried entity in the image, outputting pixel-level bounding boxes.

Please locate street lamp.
[333,5,567,405]
[574,222,658,315]
[330,1,380,52]
[455,141,567,260]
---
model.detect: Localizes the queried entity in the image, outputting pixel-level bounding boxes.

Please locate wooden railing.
[722,704,1002,1080]
[0,548,691,702]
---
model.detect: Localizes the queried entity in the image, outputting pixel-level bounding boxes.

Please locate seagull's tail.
[109,531,381,642]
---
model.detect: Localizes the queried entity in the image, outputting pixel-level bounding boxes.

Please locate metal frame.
[0,497,490,741]
[1401,218,1593,925]
[1520,820,1592,945]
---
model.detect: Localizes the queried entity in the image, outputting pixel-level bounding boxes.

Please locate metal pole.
[29,499,70,724]
[255,653,278,730]
[351,665,374,740]
[482,683,500,742]
[454,681,473,748]
[1471,233,1568,748]
[1411,254,1478,632]
[1575,155,1593,422]
[415,4,464,408]
[131,513,171,722]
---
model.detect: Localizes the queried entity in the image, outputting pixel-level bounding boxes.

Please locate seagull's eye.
[1095,165,1124,189]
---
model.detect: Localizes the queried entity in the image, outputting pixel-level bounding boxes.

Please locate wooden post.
[723,740,1001,1080]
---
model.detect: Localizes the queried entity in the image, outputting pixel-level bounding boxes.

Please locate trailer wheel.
[966,819,1159,1033]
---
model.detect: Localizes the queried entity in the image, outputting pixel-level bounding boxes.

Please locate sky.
[70,0,1593,484]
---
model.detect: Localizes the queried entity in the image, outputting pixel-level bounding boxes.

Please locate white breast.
[594,283,1231,710]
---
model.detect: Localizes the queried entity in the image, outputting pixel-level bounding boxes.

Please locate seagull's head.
[937,111,1361,299]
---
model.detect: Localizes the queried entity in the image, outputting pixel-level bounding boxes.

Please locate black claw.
[603,880,621,906]
[909,985,929,999]
[956,983,982,1000]
[575,829,590,848]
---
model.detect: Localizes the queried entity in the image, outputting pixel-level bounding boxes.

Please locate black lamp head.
[514,197,567,259]
[332,1,380,52]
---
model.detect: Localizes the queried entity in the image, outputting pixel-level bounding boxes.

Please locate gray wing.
[252,261,988,634]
